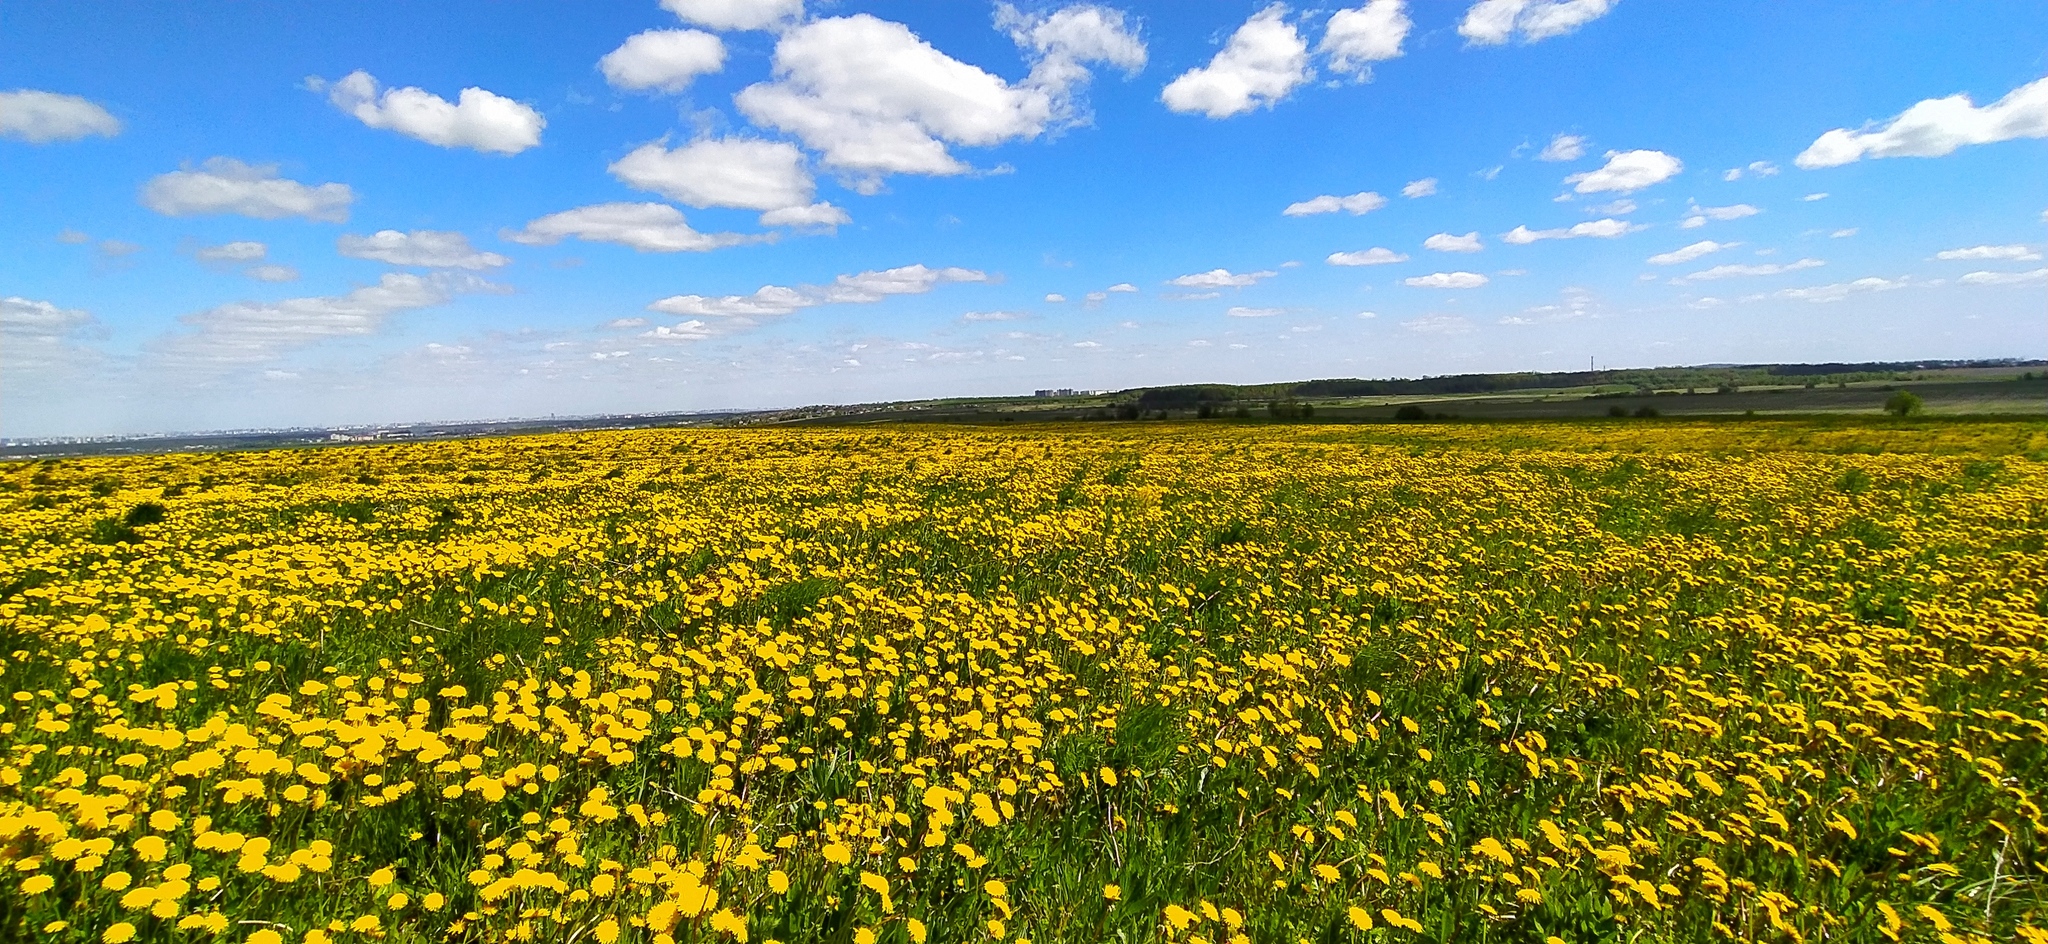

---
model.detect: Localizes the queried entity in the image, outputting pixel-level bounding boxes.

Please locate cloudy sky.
[3,0,2045,437]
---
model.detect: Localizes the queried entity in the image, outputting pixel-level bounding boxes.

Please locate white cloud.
[1459,0,1616,45]
[1402,177,1437,198]
[1537,133,1585,161]
[1327,247,1408,266]
[758,202,850,230]
[1680,202,1760,228]
[245,264,301,283]
[961,310,1026,322]
[1721,160,1777,181]
[1588,198,1637,215]
[1771,276,1910,303]
[661,0,804,32]
[643,320,717,341]
[736,11,1139,179]
[1405,271,1488,288]
[1501,217,1641,244]
[1161,4,1310,118]
[1,296,99,371]
[325,70,544,155]
[1084,291,1109,303]
[1169,268,1277,288]
[141,158,355,223]
[338,230,510,269]
[610,137,816,212]
[648,264,989,319]
[95,239,142,258]
[1831,228,1857,238]
[599,29,727,93]
[1402,312,1474,333]
[1044,293,1067,302]
[1107,282,1139,292]
[1795,76,2048,168]
[0,90,121,143]
[1959,268,2047,285]
[56,228,90,244]
[1565,149,1682,193]
[1282,191,1385,216]
[1424,231,1483,253]
[1320,1,1411,78]
[998,4,1148,95]
[196,241,268,263]
[1802,192,1829,201]
[1935,244,2041,262]
[1226,306,1283,318]
[1646,240,1733,266]
[156,272,486,366]
[503,202,754,253]
[1677,258,1824,282]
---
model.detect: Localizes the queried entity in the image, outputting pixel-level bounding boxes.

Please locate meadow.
[2,420,2046,944]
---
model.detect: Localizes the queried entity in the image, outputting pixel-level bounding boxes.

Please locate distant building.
[1033,388,1082,398]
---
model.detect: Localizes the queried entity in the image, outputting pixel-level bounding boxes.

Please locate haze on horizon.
[3,0,2045,439]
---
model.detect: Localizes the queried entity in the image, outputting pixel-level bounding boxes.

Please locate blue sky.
[3,0,2045,437]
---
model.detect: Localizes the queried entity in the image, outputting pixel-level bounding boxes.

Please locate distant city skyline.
[4,0,2045,437]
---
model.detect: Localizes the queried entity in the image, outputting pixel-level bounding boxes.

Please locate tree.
[1884,390,1923,417]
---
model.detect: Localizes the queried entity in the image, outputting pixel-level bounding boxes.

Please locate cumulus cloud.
[1935,244,2041,262]
[140,158,355,222]
[610,137,816,212]
[1169,268,1277,288]
[1770,276,1910,303]
[1424,231,1484,253]
[1044,293,1067,302]
[196,241,268,263]
[0,90,121,143]
[1459,0,1616,45]
[1107,282,1139,292]
[1226,306,1283,318]
[1677,258,1824,282]
[998,3,1148,96]
[662,0,804,31]
[647,264,989,324]
[1680,202,1759,228]
[1723,160,1778,181]
[1646,240,1734,266]
[1795,76,2048,168]
[1161,4,1310,118]
[1565,149,1682,193]
[758,202,850,229]
[1319,1,1411,79]
[503,202,755,253]
[1959,267,2047,285]
[155,272,491,366]
[1283,191,1385,216]
[1,296,100,372]
[1802,192,1829,201]
[1831,228,1858,238]
[599,29,727,93]
[961,310,1027,322]
[325,70,544,155]
[1501,217,1641,244]
[736,11,1141,179]
[1405,271,1488,288]
[1327,247,1408,266]
[1537,133,1586,161]
[338,230,510,269]
[1402,177,1437,198]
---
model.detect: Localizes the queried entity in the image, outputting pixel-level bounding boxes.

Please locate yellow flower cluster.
[1,421,2044,942]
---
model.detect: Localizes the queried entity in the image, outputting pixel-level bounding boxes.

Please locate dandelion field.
[4,421,2048,944]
